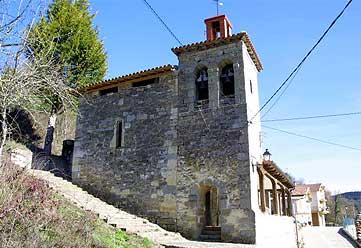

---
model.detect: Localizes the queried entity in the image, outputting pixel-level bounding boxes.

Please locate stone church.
[73,15,295,244]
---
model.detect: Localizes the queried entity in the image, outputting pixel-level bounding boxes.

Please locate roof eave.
[171,32,263,72]
[262,161,295,189]
[79,64,177,92]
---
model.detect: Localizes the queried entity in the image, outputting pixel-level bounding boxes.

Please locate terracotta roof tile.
[292,185,309,196]
[306,183,322,192]
[292,183,322,196]
[80,64,177,92]
[171,32,263,72]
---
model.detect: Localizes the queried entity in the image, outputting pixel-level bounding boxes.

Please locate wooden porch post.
[258,168,266,212]
[287,190,293,216]
[281,186,287,216]
[271,178,279,215]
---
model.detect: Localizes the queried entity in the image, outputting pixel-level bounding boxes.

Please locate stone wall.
[73,73,179,227]
[73,40,262,244]
[10,147,33,169]
[241,41,263,211]
[175,40,257,243]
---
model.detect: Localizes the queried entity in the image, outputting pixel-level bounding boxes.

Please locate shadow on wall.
[32,140,74,181]
[7,109,42,145]
[6,108,76,154]
[4,108,76,180]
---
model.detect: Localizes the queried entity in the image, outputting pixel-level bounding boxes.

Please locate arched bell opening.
[219,64,235,98]
[195,67,209,105]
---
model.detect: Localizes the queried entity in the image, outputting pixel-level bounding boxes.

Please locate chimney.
[205,15,233,41]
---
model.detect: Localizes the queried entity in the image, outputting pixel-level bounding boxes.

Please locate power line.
[249,0,353,123]
[262,125,361,152]
[262,111,361,123]
[261,66,302,119]
[141,0,183,46]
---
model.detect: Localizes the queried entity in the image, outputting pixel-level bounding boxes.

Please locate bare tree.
[1,0,42,62]
[0,0,78,165]
[0,58,78,164]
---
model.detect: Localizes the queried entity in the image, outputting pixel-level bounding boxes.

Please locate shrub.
[0,164,154,248]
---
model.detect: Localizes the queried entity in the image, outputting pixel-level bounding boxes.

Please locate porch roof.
[261,161,295,189]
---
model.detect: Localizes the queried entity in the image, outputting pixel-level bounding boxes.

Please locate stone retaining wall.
[10,147,32,169]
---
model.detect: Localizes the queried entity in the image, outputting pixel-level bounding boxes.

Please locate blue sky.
[89,0,361,193]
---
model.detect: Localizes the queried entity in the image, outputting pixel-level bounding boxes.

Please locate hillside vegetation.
[339,191,361,211]
[0,164,154,248]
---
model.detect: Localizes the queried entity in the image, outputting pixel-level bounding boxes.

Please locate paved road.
[302,227,358,248]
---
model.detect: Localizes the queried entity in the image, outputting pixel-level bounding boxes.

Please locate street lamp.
[263,149,272,162]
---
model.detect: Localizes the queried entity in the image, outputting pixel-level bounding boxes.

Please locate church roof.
[80,64,177,92]
[171,32,263,72]
[81,32,262,92]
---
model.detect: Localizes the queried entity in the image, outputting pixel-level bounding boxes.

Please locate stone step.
[200,226,221,241]
[202,226,221,232]
[199,234,222,242]
[201,229,221,235]
[29,169,257,248]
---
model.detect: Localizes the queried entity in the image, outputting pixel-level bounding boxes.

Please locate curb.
[340,228,361,248]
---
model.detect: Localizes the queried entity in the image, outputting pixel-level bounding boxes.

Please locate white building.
[292,185,312,225]
[292,183,328,226]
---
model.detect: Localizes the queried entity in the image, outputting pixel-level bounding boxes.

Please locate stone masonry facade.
[73,16,271,244]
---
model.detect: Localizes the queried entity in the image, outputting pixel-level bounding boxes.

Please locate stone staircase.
[200,226,222,242]
[30,169,255,248]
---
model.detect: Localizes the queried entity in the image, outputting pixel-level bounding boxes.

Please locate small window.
[195,68,209,103]
[220,64,235,97]
[115,121,123,148]
[99,87,118,96]
[250,80,253,94]
[132,78,158,88]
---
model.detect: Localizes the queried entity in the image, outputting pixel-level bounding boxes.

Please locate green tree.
[325,191,358,226]
[27,0,107,154]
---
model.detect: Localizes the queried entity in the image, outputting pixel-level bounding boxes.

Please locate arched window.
[195,68,209,102]
[220,64,235,97]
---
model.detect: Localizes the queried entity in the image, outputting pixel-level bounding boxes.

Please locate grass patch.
[0,164,156,248]
[142,238,153,248]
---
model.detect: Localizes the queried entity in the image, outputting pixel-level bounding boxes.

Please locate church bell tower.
[171,15,263,244]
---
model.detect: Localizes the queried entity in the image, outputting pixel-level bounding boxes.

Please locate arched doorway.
[199,185,221,241]
[201,185,219,227]
[205,190,212,226]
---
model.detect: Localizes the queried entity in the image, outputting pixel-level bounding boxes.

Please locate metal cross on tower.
[213,0,223,16]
